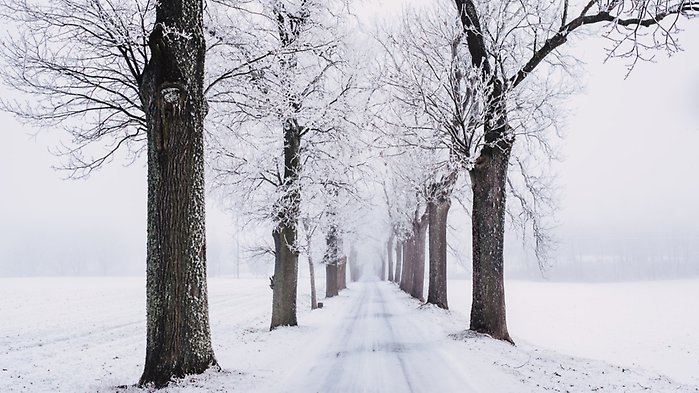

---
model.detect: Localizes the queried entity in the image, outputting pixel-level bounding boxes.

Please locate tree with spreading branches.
[0,0,220,385]
[450,0,698,342]
[206,0,360,329]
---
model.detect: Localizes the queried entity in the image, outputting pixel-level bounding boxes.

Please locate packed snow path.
[276,281,520,393]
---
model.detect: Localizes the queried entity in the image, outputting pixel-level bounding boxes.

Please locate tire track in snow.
[278,281,486,393]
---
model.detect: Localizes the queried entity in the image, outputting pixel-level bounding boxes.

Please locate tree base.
[139,358,219,389]
[470,327,515,345]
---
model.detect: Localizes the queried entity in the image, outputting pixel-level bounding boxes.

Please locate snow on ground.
[448,278,699,386]
[1,276,698,392]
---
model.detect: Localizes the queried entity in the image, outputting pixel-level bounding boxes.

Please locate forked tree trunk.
[387,233,395,282]
[394,241,403,283]
[469,143,513,344]
[270,119,302,330]
[454,0,514,345]
[427,198,451,309]
[139,0,216,386]
[410,214,428,301]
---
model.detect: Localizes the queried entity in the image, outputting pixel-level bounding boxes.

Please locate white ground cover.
[448,278,699,386]
[1,276,697,392]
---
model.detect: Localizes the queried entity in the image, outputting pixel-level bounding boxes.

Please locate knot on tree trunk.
[159,82,187,110]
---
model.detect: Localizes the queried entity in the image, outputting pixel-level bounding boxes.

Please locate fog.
[1,9,698,281]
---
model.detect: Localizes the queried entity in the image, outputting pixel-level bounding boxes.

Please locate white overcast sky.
[0,0,698,276]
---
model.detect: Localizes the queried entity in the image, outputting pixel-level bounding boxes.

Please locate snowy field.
[450,279,699,386]
[1,276,698,392]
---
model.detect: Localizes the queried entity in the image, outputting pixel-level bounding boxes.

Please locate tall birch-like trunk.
[301,219,318,310]
[139,0,216,386]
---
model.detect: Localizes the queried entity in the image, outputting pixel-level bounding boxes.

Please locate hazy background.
[1,2,698,280]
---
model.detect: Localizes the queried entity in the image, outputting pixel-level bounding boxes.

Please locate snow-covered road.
[276,281,521,393]
[2,277,697,392]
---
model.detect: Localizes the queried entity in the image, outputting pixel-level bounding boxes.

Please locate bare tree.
[138,0,218,385]
[206,0,360,328]
[0,0,219,385]
[375,4,485,305]
[377,4,485,309]
[450,0,698,342]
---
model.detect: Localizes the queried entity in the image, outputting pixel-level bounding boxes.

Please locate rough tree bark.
[427,198,451,309]
[270,118,302,329]
[468,79,514,343]
[426,171,458,309]
[269,2,309,330]
[453,0,514,343]
[387,233,395,282]
[139,0,217,386]
[469,135,513,342]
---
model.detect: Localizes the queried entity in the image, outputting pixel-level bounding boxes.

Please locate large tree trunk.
[387,233,395,282]
[326,263,338,297]
[139,0,216,386]
[410,215,428,301]
[427,198,450,309]
[270,119,302,330]
[426,171,458,310]
[454,0,514,344]
[469,141,513,343]
[394,240,403,284]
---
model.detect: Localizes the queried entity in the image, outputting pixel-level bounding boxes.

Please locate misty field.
[1,276,697,392]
